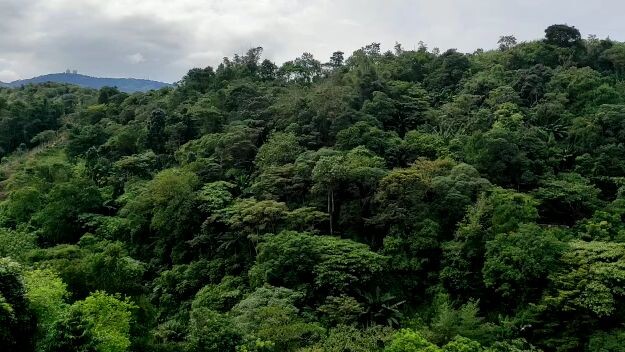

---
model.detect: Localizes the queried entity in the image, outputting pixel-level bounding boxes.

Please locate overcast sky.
[0,0,623,83]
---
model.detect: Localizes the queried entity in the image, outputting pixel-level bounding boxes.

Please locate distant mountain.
[4,73,171,93]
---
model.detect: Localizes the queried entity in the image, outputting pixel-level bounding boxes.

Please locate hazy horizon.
[2,0,625,83]
[0,70,172,84]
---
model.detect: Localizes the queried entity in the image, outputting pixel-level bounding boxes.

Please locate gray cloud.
[0,0,623,83]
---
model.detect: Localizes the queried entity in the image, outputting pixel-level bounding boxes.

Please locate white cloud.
[127,53,146,64]
[0,69,19,82]
[1,0,624,82]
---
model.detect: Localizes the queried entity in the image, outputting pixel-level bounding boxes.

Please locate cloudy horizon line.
[1,0,623,83]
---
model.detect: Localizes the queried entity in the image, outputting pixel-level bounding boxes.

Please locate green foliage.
[0,258,34,351]
[317,295,364,326]
[544,24,582,48]
[47,309,98,352]
[255,132,303,170]
[545,240,625,318]
[187,308,241,352]
[32,178,103,245]
[303,324,393,352]
[120,167,200,262]
[28,236,145,297]
[360,286,405,327]
[0,227,37,262]
[424,294,494,346]
[24,269,69,343]
[231,286,324,351]
[79,236,146,295]
[192,276,245,312]
[197,181,235,213]
[362,81,430,136]
[483,224,564,304]
[152,259,224,310]
[3,24,625,352]
[441,187,539,300]
[385,329,440,352]
[69,291,135,352]
[443,336,484,352]
[533,173,601,225]
[0,85,73,157]
[587,330,625,352]
[485,339,542,352]
[67,124,109,158]
[250,231,387,297]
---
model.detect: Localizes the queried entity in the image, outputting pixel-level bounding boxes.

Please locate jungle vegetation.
[1,24,625,351]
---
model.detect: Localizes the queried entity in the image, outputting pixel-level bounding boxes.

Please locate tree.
[462,127,531,187]
[544,24,581,47]
[362,81,430,136]
[498,35,517,51]
[601,44,625,78]
[441,188,539,300]
[312,147,386,235]
[305,324,393,352]
[230,286,324,351]
[335,121,401,159]
[317,295,364,326]
[215,198,290,252]
[47,309,98,352]
[32,178,103,245]
[0,258,34,351]
[327,51,345,69]
[67,124,109,158]
[24,269,69,346]
[385,329,440,352]
[515,64,552,106]
[425,294,493,346]
[359,286,405,327]
[425,49,470,103]
[312,153,346,235]
[180,66,215,93]
[186,308,241,352]
[532,173,601,226]
[443,336,483,352]
[64,291,135,352]
[0,228,37,262]
[260,59,278,81]
[249,231,387,298]
[80,238,146,295]
[281,52,322,84]
[546,241,625,318]
[482,224,564,306]
[255,132,303,170]
[531,241,625,350]
[146,109,167,153]
[547,66,606,113]
[98,87,125,105]
[121,168,200,262]
[192,276,245,313]
[587,330,625,352]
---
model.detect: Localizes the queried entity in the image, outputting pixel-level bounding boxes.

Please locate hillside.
[2,24,625,352]
[4,72,171,92]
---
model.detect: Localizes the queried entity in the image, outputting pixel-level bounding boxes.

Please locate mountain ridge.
[2,72,171,93]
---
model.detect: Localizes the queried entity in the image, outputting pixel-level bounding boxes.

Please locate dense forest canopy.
[2,24,625,351]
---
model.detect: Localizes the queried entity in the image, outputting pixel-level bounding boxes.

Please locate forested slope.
[2,24,625,351]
